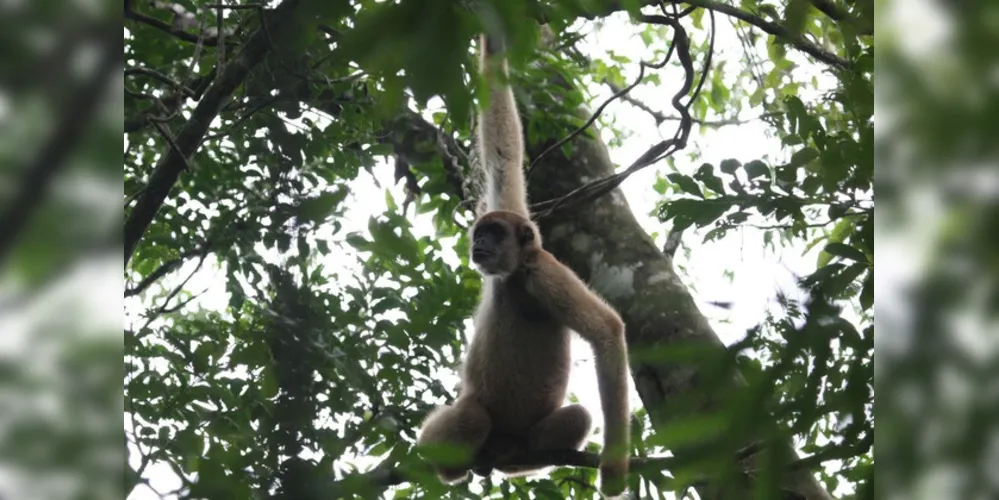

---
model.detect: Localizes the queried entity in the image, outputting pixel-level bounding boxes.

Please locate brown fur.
[416,33,630,497]
[476,34,529,217]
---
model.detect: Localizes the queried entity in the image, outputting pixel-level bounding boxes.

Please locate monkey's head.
[469,211,540,276]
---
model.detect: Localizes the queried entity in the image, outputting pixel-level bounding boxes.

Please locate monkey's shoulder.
[496,273,552,323]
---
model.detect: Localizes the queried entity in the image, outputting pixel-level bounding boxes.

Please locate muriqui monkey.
[417,33,631,496]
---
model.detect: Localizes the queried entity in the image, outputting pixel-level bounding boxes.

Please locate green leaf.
[860,271,873,311]
[783,134,804,146]
[744,160,769,179]
[824,242,868,264]
[720,158,742,175]
[664,199,730,227]
[653,176,669,195]
[647,412,728,449]
[694,163,726,194]
[825,263,867,297]
[667,173,703,198]
[295,188,347,223]
[788,147,820,168]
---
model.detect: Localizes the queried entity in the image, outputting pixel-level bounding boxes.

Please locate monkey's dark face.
[470,212,538,276]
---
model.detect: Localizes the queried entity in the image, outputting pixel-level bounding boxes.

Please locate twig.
[663,0,849,68]
[125,9,220,46]
[151,121,190,171]
[124,249,202,297]
[160,288,208,314]
[606,80,667,124]
[526,63,652,180]
[136,243,212,330]
[807,0,873,35]
[0,31,120,265]
[201,95,280,142]
[662,228,684,257]
[322,444,845,495]
[531,10,707,218]
[526,14,681,181]
[125,67,195,97]
[208,3,262,9]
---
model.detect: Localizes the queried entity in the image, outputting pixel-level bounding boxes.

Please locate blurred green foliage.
[0,0,121,499]
[876,1,999,499]
[121,0,878,498]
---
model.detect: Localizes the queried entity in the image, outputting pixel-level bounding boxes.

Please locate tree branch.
[322,450,678,495]
[321,443,848,497]
[657,0,850,68]
[125,8,221,46]
[807,0,873,35]
[124,248,202,297]
[124,0,306,266]
[125,67,195,97]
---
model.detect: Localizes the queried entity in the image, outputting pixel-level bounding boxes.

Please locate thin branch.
[663,228,684,257]
[160,288,208,314]
[0,31,120,265]
[136,243,212,330]
[526,64,650,178]
[151,121,190,171]
[606,80,668,124]
[125,9,220,46]
[322,443,848,496]
[588,49,765,128]
[124,249,202,297]
[660,0,850,68]
[807,0,873,35]
[323,451,677,495]
[125,67,195,97]
[208,3,262,9]
[532,11,705,218]
[200,95,280,142]
[526,12,684,181]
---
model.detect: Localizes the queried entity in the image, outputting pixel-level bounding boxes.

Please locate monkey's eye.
[474,222,506,241]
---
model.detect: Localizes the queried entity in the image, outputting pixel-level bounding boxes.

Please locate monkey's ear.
[517,223,536,246]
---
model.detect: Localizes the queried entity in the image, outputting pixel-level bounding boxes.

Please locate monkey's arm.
[478,34,529,217]
[524,251,631,496]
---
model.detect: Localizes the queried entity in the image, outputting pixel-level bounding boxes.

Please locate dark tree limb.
[124,0,307,266]
[0,30,120,265]
[660,0,850,68]
[124,0,228,46]
[320,443,850,497]
[124,248,202,297]
[807,0,873,35]
[322,450,678,495]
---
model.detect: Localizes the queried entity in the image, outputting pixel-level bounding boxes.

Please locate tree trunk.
[525,122,834,500]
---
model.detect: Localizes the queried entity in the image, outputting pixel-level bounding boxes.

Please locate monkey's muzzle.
[471,247,492,263]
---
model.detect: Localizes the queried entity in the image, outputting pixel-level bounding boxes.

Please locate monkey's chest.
[465,327,572,433]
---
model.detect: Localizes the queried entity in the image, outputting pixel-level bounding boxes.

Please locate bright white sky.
[116,6,887,499]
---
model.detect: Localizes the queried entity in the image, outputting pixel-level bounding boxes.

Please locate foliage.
[124,0,873,498]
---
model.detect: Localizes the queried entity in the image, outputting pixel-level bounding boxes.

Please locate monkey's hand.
[598,454,628,497]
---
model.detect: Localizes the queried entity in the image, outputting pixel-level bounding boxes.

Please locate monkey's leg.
[417,397,492,483]
[495,404,592,476]
[527,404,592,451]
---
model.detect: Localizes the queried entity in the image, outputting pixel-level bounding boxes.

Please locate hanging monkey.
[417,32,631,497]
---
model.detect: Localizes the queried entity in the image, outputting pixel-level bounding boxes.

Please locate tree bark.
[524,117,835,499]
